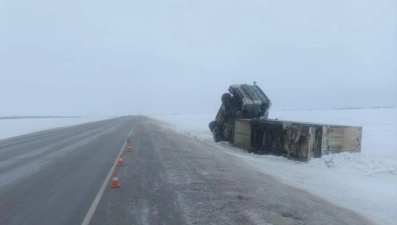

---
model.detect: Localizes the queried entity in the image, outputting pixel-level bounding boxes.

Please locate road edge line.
[81,126,135,225]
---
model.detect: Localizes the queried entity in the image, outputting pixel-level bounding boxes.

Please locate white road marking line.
[81,126,134,225]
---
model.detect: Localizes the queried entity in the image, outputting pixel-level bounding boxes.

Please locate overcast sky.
[1,0,396,116]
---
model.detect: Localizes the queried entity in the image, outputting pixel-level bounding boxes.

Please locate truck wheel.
[213,133,224,143]
[208,121,218,132]
[235,111,242,117]
[221,93,232,104]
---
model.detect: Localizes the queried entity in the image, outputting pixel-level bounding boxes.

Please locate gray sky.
[1,0,396,116]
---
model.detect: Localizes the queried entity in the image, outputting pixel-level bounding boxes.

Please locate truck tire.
[213,133,224,143]
[208,121,218,132]
[235,110,242,118]
[221,93,232,104]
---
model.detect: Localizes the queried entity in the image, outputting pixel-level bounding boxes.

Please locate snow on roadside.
[0,117,109,140]
[153,108,397,225]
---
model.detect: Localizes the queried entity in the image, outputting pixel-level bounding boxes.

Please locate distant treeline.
[0,116,81,120]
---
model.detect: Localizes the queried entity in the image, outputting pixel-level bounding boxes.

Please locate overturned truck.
[209,84,362,161]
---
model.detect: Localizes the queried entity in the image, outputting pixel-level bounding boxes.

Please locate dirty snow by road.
[0,117,109,140]
[154,108,397,225]
[90,120,372,225]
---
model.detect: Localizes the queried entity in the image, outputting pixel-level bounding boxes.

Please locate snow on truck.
[208,83,362,161]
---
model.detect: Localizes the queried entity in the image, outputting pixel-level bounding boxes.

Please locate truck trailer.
[209,84,362,161]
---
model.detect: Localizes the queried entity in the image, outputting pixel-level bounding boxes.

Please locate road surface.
[0,117,373,225]
[0,116,138,225]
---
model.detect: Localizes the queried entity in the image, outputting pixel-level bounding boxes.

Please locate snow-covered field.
[0,117,107,140]
[154,108,397,225]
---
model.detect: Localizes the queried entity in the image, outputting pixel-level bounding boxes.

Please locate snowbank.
[154,108,397,225]
[0,117,108,140]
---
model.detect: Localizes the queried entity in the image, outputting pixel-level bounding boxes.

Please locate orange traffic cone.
[110,173,121,188]
[117,155,124,166]
[126,145,133,152]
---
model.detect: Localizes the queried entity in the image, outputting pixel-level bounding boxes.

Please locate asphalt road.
[0,117,373,225]
[0,116,139,225]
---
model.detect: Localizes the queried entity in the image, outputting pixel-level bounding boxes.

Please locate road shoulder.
[90,120,373,225]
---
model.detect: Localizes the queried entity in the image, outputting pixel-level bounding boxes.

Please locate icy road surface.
[0,117,138,225]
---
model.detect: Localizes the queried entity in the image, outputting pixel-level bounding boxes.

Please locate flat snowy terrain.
[154,108,397,225]
[0,117,107,140]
